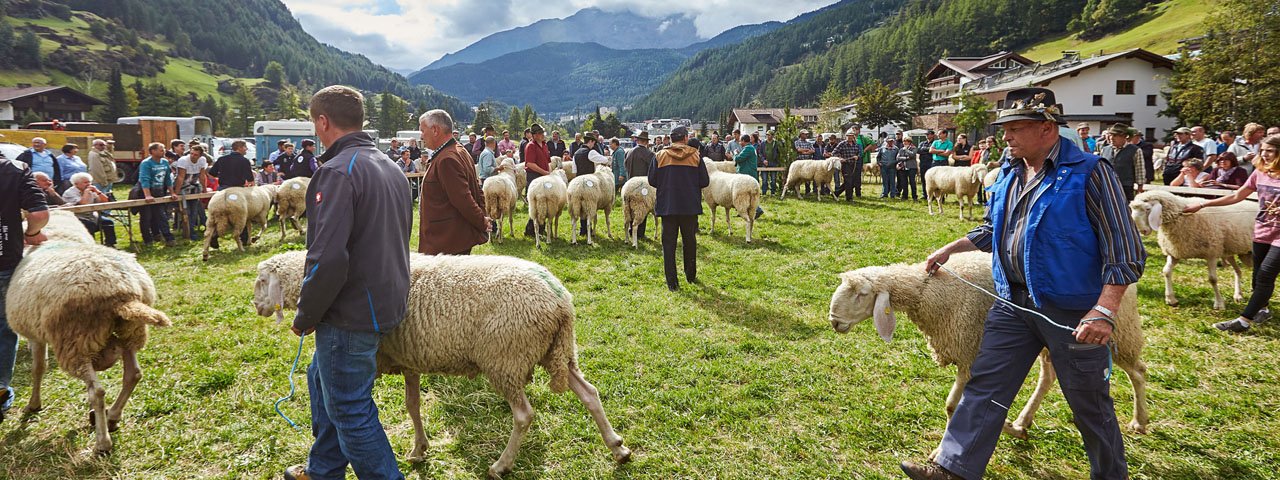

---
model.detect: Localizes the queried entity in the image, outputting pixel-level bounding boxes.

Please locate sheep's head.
[970,164,989,182]
[826,157,843,171]
[1129,191,1180,235]
[829,270,896,342]
[252,267,286,324]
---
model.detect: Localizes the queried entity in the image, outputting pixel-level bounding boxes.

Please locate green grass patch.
[0,186,1278,478]
[1022,0,1218,61]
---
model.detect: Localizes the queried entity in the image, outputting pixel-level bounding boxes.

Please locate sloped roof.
[927,51,1034,80]
[969,49,1175,94]
[0,85,105,105]
[730,108,821,125]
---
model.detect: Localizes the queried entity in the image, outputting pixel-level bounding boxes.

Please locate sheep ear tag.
[872,292,896,343]
[1148,203,1163,231]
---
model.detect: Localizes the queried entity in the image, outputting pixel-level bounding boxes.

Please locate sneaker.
[1214,318,1250,333]
[283,465,311,480]
[900,460,963,480]
[1254,308,1271,324]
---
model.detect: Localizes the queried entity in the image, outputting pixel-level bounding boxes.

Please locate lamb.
[702,170,762,242]
[527,169,569,248]
[202,185,275,260]
[780,157,842,201]
[828,252,1149,446]
[863,162,880,184]
[620,176,658,247]
[252,252,631,478]
[6,240,172,455]
[482,160,519,243]
[925,164,988,220]
[275,177,310,240]
[566,164,615,245]
[1129,190,1256,310]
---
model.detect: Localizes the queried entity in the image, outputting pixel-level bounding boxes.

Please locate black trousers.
[1162,164,1182,186]
[897,168,918,199]
[833,169,860,199]
[661,215,698,288]
[1243,241,1280,320]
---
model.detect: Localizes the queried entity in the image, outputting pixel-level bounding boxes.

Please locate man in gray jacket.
[285,86,412,480]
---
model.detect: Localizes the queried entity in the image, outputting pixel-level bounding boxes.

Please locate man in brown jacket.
[417,109,491,255]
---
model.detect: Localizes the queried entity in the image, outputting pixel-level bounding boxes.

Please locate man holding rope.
[902,88,1146,480]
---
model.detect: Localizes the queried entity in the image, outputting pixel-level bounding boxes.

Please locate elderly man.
[87,139,119,192]
[1164,127,1206,185]
[1105,124,1146,200]
[831,128,864,201]
[548,130,567,159]
[285,86,412,480]
[62,172,116,246]
[32,171,66,206]
[418,110,491,255]
[1,145,49,425]
[1076,123,1096,153]
[901,88,1145,480]
[572,132,614,237]
[16,137,58,185]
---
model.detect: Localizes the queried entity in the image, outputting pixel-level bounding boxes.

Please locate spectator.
[831,129,864,200]
[522,124,552,237]
[397,149,420,204]
[174,144,210,241]
[929,130,954,170]
[569,132,584,155]
[1191,126,1219,164]
[703,133,726,161]
[137,142,177,247]
[257,162,281,185]
[1183,134,1280,332]
[16,137,58,186]
[647,126,709,291]
[1239,123,1266,166]
[1218,130,1234,154]
[395,149,415,173]
[268,139,287,165]
[54,143,87,191]
[759,130,783,195]
[726,129,742,157]
[1170,158,1210,188]
[498,130,517,157]
[407,138,422,161]
[548,130,567,159]
[572,132,613,237]
[896,138,919,200]
[733,134,765,219]
[1270,127,1280,136]
[287,139,318,179]
[611,138,627,187]
[519,128,532,161]
[273,142,296,178]
[919,130,936,200]
[1076,122,1096,152]
[1,144,49,425]
[208,140,255,250]
[794,130,816,160]
[32,172,67,206]
[878,133,901,198]
[86,139,119,193]
[1104,124,1146,200]
[166,139,187,164]
[1164,127,1206,184]
[60,172,116,247]
[462,132,476,153]
[592,130,606,154]
[418,110,490,255]
[1203,152,1249,190]
[1130,131,1156,182]
[476,136,498,181]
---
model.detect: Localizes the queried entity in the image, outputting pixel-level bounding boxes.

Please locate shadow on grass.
[407,376,551,479]
[684,283,822,339]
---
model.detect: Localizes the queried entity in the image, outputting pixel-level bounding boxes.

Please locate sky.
[280,0,840,72]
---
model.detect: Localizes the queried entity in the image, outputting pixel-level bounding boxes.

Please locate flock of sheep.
[4,148,1263,476]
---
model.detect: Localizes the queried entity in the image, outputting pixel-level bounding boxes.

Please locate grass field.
[1021,0,1218,62]
[2,184,1279,479]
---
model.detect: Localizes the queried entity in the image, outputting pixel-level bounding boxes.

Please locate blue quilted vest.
[988,138,1102,310]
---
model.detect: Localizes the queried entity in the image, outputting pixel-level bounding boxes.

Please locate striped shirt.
[966,141,1146,286]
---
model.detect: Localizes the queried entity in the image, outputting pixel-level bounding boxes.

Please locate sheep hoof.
[614,445,632,464]
[88,410,120,432]
[1234,295,1245,303]
[487,463,511,479]
[23,404,42,415]
[1165,298,1178,307]
[1127,420,1149,434]
[1002,421,1029,440]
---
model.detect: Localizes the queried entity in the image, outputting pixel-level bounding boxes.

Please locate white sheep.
[252,252,631,478]
[863,162,880,184]
[983,167,1001,189]
[551,155,575,181]
[6,240,172,455]
[527,169,569,248]
[620,176,658,247]
[275,177,310,241]
[828,252,1149,445]
[482,160,519,243]
[41,209,97,245]
[202,186,274,261]
[566,165,615,245]
[702,170,761,242]
[704,158,736,173]
[925,164,988,220]
[1129,190,1256,310]
[780,157,841,201]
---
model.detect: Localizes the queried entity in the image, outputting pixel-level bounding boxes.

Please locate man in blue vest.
[901,88,1146,480]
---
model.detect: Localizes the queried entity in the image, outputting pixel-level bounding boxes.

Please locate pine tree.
[0,21,14,67]
[377,92,408,137]
[102,67,131,122]
[272,87,303,120]
[522,104,536,128]
[230,81,263,137]
[14,29,41,69]
[908,66,929,119]
[472,102,497,133]
[508,106,524,135]
[363,94,379,130]
[264,61,286,87]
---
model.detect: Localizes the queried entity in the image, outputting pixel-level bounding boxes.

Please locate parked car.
[0,142,27,164]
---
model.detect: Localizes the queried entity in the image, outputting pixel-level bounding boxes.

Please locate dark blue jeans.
[185,199,206,241]
[760,171,778,194]
[936,289,1126,480]
[879,163,896,197]
[79,215,117,246]
[305,323,403,480]
[0,270,16,411]
[140,202,173,243]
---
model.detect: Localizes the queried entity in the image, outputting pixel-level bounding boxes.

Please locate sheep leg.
[508,209,515,240]
[944,367,970,420]
[1230,254,1245,303]
[604,207,612,239]
[1162,256,1179,306]
[201,223,217,261]
[1007,351,1055,440]
[567,367,631,464]
[533,217,543,248]
[405,374,430,462]
[1208,257,1224,310]
[279,214,287,241]
[23,341,48,414]
[1121,359,1150,434]
[291,217,303,237]
[233,221,247,251]
[488,389,533,479]
[725,206,733,237]
[80,368,112,455]
[103,349,141,433]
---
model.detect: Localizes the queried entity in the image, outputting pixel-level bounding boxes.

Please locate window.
[1093,95,1103,106]
[1116,80,1135,95]
[996,100,1005,109]
[1146,128,1155,139]
[1147,94,1157,106]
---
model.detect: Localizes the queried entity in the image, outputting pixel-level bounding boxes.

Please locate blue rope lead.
[275,334,306,430]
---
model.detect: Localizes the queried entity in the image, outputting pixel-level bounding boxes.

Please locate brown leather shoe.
[283,465,310,480]
[901,460,963,480]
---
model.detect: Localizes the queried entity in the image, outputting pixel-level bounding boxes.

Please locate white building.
[923,52,1033,114]
[728,108,820,134]
[964,49,1176,139]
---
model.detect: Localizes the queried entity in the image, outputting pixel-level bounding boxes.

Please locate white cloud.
[282,0,838,71]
